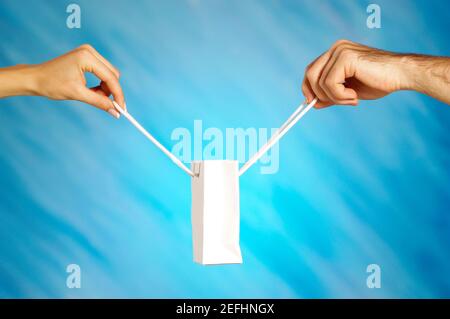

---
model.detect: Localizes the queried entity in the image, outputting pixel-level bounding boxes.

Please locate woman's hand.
[0,44,125,118]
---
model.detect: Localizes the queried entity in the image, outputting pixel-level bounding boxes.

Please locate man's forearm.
[0,65,39,98]
[404,55,450,105]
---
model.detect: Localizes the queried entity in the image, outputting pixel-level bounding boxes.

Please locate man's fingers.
[302,77,330,109]
[301,78,315,103]
[321,58,358,104]
[303,52,334,104]
[305,69,331,104]
[314,100,333,109]
[313,42,360,105]
[301,78,333,108]
[302,39,364,107]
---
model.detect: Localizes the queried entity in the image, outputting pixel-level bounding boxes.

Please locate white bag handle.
[112,101,195,177]
[238,98,317,176]
[113,98,317,178]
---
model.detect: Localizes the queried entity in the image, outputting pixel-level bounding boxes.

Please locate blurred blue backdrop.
[0,0,449,298]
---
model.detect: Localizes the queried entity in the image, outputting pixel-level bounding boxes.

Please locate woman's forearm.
[0,64,39,98]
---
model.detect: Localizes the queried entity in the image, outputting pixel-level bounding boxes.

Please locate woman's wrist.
[0,64,40,98]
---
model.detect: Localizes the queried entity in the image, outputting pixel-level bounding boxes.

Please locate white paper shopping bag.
[191,160,242,265]
[112,98,316,265]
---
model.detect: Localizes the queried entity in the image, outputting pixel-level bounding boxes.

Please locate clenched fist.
[302,40,450,108]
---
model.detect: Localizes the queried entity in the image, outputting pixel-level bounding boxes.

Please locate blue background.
[0,0,449,298]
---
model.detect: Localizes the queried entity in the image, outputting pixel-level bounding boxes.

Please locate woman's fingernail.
[108,108,120,119]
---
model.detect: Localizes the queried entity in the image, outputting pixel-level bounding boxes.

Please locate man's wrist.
[399,55,450,93]
[394,55,422,92]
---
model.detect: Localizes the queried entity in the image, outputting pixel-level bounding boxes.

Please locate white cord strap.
[112,101,195,177]
[113,97,316,178]
[238,98,317,176]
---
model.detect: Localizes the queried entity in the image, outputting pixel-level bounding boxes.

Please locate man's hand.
[302,40,450,108]
[0,44,125,118]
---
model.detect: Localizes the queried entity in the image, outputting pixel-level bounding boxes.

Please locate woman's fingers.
[76,85,120,118]
[88,54,125,108]
[91,84,109,98]
[79,50,126,111]
[78,44,120,79]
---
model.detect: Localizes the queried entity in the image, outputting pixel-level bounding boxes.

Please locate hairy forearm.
[0,64,39,98]
[403,55,450,104]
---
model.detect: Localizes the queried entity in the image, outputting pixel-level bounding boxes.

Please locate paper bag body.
[191,160,243,265]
